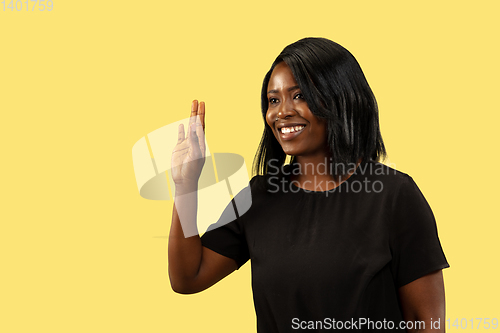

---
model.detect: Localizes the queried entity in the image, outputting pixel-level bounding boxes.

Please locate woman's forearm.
[168,184,203,293]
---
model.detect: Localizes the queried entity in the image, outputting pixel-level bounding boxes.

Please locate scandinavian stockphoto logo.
[266,158,397,196]
[132,116,252,238]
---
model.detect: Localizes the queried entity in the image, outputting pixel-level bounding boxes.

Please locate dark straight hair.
[253,37,386,177]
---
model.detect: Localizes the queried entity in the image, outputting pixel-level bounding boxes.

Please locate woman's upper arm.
[173,246,238,294]
[398,269,446,332]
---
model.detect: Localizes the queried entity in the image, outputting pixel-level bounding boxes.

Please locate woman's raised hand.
[171,100,206,187]
[168,100,237,294]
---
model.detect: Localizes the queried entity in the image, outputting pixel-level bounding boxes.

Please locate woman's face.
[265,62,329,159]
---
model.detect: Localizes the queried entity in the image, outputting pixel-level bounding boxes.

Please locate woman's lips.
[278,125,306,141]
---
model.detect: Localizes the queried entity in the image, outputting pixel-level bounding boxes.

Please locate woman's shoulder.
[248,173,273,194]
[351,160,421,197]
[357,160,413,182]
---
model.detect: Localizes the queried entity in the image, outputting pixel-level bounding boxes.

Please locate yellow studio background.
[1,0,498,332]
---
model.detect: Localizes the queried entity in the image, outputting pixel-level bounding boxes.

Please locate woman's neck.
[290,156,360,191]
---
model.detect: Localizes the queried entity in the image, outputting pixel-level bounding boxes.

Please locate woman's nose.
[277,99,296,119]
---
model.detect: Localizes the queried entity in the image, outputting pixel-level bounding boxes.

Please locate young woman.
[169,37,449,332]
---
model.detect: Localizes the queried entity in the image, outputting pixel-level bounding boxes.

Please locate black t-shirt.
[201,161,449,332]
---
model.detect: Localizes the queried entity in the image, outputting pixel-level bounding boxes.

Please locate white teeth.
[281,125,305,134]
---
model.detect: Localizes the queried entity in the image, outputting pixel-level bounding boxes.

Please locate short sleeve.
[200,177,257,269]
[389,175,449,287]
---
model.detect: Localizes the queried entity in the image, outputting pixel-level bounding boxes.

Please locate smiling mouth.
[279,125,305,134]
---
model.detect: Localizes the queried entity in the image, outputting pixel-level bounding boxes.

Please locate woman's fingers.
[186,99,206,158]
[198,101,205,132]
[188,123,202,158]
[177,124,185,143]
[171,101,206,184]
[195,115,206,157]
[188,100,198,138]
[189,100,205,132]
[190,100,198,118]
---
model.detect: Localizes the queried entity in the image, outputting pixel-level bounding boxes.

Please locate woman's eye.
[294,93,304,100]
[269,98,279,104]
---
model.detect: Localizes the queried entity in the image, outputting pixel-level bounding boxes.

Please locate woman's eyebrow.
[267,86,300,94]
